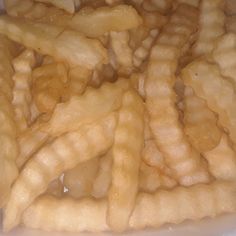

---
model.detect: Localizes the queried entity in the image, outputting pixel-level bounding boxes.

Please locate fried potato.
[0,15,108,69]
[0,36,19,207]
[22,181,236,232]
[225,0,236,15]
[110,31,133,76]
[192,0,225,57]
[40,79,129,136]
[133,29,159,67]
[145,4,210,186]
[35,0,75,14]
[130,72,146,99]
[204,134,236,181]
[69,5,142,37]
[64,157,99,199]
[174,0,200,8]
[46,178,64,197]
[108,89,144,232]
[92,151,112,198]
[226,16,236,34]
[182,59,236,146]
[12,49,36,132]
[3,113,117,231]
[142,0,173,14]
[212,33,236,87]
[183,86,222,152]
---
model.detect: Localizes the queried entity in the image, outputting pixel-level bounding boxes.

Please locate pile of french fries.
[1,0,236,233]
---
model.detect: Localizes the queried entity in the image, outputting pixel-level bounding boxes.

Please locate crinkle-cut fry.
[3,113,117,231]
[64,157,100,199]
[142,0,173,14]
[108,89,144,232]
[183,86,222,152]
[133,29,159,67]
[16,124,49,169]
[145,4,210,186]
[192,0,225,57]
[46,178,64,197]
[12,49,36,133]
[203,134,236,181]
[182,60,236,146]
[69,5,142,38]
[139,162,177,193]
[92,151,112,199]
[40,79,130,137]
[110,31,133,76]
[0,15,108,69]
[212,33,236,87]
[35,0,75,14]
[22,181,236,232]
[226,16,236,34]
[0,36,19,207]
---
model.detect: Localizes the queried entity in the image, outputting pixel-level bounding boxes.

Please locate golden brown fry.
[69,5,142,37]
[142,0,173,14]
[183,86,222,152]
[212,33,236,87]
[108,89,144,232]
[92,151,112,198]
[192,0,225,57]
[40,79,129,136]
[3,113,117,231]
[226,16,236,34]
[0,15,108,69]
[64,157,99,199]
[22,181,236,232]
[225,0,236,16]
[12,49,36,132]
[204,134,236,181]
[0,36,19,207]
[174,0,200,8]
[182,59,236,146]
[145,4,210,186]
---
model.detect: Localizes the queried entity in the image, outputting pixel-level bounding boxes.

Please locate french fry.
[35,0,75,14]
[225,0,236,16]
[108,89,144,232]
[212,33,236,87]
[183,86,222,152]
[40,79,130,136]
[142,0,173,14]
[0,15,108,69]
[46,178,64,197]
[3,113,117,231]
[92,151,112,199]
[64,157,100,199]
[12,49,36,132]
[192,0,225,57]
[22,181,236,232]
[69,5,142,37]
[204,134,236,181]
[173,0,200,8]
[226,16,236,34]
[110,31,133,75]
[145,4,210,186]
[0,36,19,207]
[182,59,236,146]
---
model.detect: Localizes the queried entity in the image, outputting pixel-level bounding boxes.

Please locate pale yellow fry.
[12,49,36,132]
[46,178,64,197]
[182,59,236,146]
[183,86,222,152]
[92,151,112,199]
[64,157,99,199]
[204,134,236,181]
[0,35,19,208]
[35,0,75,13]
[3,113,117,231]
[145,4,210,186]
[192,0,225,57]
[108,89,144,232]
[40,79,130,137]
[212,33,236,87]
[0,15,108,69]
[22,181,236,232]
[69,5,142,37]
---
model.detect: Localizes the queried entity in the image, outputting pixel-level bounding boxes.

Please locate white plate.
[0,0,236,235]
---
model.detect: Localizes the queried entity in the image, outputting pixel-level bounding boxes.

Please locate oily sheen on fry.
[3,113,117,231]
[22,181,236,232]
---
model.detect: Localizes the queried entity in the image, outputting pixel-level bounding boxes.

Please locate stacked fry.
[0,0,236,233]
